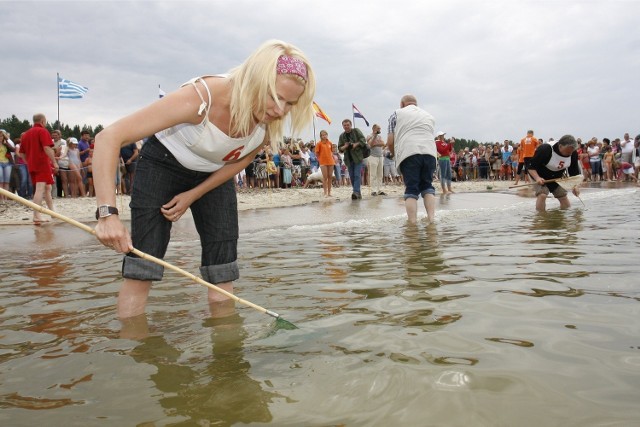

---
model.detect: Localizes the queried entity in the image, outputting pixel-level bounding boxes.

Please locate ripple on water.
[1,187,639,425]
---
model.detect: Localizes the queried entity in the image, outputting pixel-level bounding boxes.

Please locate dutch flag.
[352,103,370,127]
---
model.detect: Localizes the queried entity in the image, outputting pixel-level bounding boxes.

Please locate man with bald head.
[386,95,438,224]
[19,113,58,223]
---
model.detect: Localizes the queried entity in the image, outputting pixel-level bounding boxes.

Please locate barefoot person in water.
[93,40,315,318]
[526,134,581,212]
[386,95,438,224]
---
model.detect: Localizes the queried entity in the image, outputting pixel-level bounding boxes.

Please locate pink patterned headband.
[276,55,308,82]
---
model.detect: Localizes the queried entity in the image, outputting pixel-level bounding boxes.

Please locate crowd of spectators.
[2,128,638,202]
[235,136,404,191]
[234,131,640,192]
[0,128,141,200]
[444,133,640,184]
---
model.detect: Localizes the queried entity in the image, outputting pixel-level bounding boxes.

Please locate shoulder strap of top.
[181,75,216,124]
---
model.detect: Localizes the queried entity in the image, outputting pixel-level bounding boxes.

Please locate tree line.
[1,114,488,151]
[0,115,104,140]
[452,138,485,153]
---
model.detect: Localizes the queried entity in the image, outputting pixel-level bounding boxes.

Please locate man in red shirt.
[435,131,453,194]
[19,113,59,224]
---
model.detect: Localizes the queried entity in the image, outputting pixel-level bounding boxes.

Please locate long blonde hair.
[228,40,316,152]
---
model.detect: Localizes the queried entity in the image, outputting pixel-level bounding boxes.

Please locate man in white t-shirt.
[386,94,437,224]
[620,132,634,163]
[51,129,66,197]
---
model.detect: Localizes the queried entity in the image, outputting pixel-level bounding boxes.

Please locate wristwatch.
[95,205,119,220]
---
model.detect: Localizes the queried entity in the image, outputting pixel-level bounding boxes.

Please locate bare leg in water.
[405,194,435,224]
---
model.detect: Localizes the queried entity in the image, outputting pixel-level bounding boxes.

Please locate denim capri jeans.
[123,137,239,284]
[399,154,437,199]
[438,157,452,185]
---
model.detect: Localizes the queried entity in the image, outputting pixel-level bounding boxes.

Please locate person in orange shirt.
[315,130,335,197]
[520,129,539,158]
[514,130,539,185]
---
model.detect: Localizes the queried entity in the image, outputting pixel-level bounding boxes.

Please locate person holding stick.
[93,40,315,319]
[526,135,581,212]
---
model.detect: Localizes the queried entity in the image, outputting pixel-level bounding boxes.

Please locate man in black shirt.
[120,141,139,195]
[526,134,581,211]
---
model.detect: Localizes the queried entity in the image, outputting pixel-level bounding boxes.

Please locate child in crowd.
[266,153,278,188]
[617,162,638,183]
[602,146,616,181]
[281,148,293,188]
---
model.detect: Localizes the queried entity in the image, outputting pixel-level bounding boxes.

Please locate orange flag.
[313,101,332,125]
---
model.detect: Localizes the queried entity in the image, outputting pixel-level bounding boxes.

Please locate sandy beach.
[0,180,518,226]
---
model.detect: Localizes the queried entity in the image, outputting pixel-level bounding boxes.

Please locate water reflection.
[401,224,446,291]
[23,226,71,290]
[2,190,639,425]
[317,238,348,284]
[126,313,279,426]
[352,225,465,332]
[0,392,83,411]
[497,287,585,298]
[525,209,585,262]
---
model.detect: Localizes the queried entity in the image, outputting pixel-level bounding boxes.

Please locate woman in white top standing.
[587,138,602,182]
[93,40,316,319]
[366,124,386,196]
[66,138,86,197]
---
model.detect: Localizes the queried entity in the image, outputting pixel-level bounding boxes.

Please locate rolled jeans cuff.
[122,255,164,281]
[200,261,239,284]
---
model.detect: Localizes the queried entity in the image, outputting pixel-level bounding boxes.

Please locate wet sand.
[0,179,516,226]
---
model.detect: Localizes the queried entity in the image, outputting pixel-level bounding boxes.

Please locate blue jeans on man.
[16,163,33,199]
[399,154,437,223]
[348,161,363,198]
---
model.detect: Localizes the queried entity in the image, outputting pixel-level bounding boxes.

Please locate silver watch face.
[99,206,110,217]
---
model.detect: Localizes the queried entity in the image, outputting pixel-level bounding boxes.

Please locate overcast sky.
[2,0,639,144]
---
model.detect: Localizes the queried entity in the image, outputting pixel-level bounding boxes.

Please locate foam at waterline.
[171,187,637,243]
[244,214,410,238]
[575,187,637,202]
[433,198,532,226]
[242,198,533,238]
[22,252,70,265]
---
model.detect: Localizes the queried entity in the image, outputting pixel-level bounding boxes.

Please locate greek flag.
[58,77,88,99]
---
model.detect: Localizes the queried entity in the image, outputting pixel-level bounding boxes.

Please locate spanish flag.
[313,101,332,125]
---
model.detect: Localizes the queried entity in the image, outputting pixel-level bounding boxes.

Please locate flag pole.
[352,103,355,126]
[57,72,60,125]
[312,116,317,143]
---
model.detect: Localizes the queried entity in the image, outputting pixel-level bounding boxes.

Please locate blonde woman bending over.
[93,40,316,319]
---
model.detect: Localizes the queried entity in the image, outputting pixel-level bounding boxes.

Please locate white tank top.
[155,75,266,172]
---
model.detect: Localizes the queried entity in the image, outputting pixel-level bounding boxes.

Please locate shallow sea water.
[1,184,639,426]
